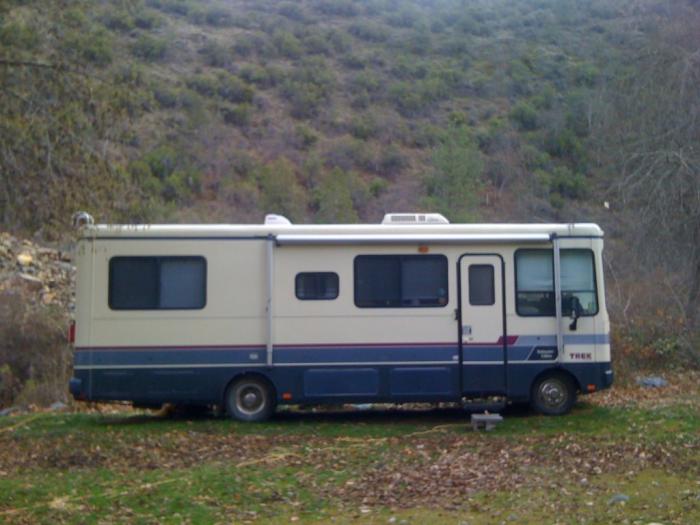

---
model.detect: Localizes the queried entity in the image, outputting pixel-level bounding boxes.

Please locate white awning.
[275,233,553,246]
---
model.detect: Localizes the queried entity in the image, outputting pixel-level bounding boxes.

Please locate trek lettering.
[568,352,592,360]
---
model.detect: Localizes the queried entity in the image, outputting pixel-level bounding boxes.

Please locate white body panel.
[71,220,611,405]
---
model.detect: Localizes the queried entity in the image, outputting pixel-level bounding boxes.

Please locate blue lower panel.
[390,367,452,396]
[303,368,379,397]
[463,365,505,396]
[70,355,612,406]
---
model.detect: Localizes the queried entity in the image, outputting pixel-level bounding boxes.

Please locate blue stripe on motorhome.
[73,334,608,368]
[518,333,609,345]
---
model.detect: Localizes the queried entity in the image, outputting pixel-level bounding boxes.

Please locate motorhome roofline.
[80,222,604,240]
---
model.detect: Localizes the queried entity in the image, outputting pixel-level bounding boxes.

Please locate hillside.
[1,0,651,232]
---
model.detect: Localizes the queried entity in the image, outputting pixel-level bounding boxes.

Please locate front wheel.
[530,373,577,415]
[225,376,275,422]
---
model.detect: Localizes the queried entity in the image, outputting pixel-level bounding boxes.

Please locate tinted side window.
[515,250,554,316]
[295,272,339,300]
[109,256,206,310]
[469,264,495,306]
[515,249,598,316]
[561,250,598,315]
[354,255,448,308]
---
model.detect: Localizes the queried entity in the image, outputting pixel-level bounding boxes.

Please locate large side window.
[295,272,339,300]
[354,255,448,308]
[515,249,598,317]
[109,256,206,310]
[561,250,598,315]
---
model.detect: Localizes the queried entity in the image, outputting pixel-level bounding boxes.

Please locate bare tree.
[608,2,700,333]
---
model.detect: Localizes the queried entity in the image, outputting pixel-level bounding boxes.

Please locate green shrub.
[204,7,234,26]
[410,124,444,148]
[157,0,191,16]
[101,10,135,32]
[544,128,586,168]
[424,125,483,222]
[278,2,306,21]
[152,84,179,108]
[328,30,352,52]
[220,103,252,127]
[282,82,325,118]
[323,137,374,172]
[369,177,388,197]
[200,40,229,68]
[520,144,551,170]
[139,146,200,203]
[134,11,162,29]
[379,145,407,176]
[131,35,168,61]
[273,30,303,59]
[510,100,539,130]
[0,292,71,408]
[573,62,599,87]
[313,168,360,223]
[186,7,207,25]
[239,65,280,88]
[258,158,308,220]
[302,31,332,55]
[61,26,113,66]
[187,5,234,26]
[295,124,319,149]
[233,35,255,57]
[187,74,218,97]
[550,165,588,199]
[314,0,358,17]
[350,90,370,109]
[279,59,334,118]
[389,82,424,117]
[386,9,418,28]
[351,72,382,94]
[348,22,388,42]
[350,114,378,140]
[341,53,369,70]
[217,73,254,104]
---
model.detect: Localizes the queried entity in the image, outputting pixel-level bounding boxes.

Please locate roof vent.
[72,211,94,228]
[381,213,450,225]
[264,214,292,225]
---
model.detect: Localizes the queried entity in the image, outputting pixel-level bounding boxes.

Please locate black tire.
[225,376,275,422]
[530,373,577,415]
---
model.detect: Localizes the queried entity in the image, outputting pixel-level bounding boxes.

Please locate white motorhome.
[69,213,612,420]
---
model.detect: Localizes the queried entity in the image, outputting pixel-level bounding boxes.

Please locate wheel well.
[222,372,277,406]
[530,368,581,398]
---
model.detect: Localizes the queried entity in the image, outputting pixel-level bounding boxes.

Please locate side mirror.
[568,296,584,331]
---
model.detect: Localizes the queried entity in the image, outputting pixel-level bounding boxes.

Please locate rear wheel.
[225,376,275,422]
[530,373,577,415]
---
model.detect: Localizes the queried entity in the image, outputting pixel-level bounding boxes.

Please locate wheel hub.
[236,385,264,414]
[539,381,565,408]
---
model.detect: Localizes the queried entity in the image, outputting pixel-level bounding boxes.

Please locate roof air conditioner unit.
[381,213,450,225]
[264,214,292,225]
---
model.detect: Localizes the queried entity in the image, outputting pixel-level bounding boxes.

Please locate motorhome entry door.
[458,254,507,395]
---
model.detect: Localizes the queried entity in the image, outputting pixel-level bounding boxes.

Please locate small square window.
[295,272,339,300]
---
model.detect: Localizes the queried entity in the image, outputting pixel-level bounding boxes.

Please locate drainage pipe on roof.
[552,234,564,361]
[266,235,274,367]
[275,233,553,246]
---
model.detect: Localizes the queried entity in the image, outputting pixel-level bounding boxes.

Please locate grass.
[0,401,698,524]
